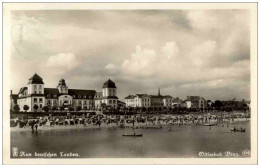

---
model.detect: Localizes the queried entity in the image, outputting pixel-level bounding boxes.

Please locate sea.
[11,121,250,158]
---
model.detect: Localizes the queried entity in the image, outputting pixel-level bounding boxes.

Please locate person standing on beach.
[35,122,38,132]
[31,120,35,133]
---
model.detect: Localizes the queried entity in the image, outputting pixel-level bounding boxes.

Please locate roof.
[44,88,60,98]
[186,96,201,101]
[136,94,150,98]
[94,92,103,99]
[151,95,164,98]
[10,94,18,100]
[102,96,118,99]
[58,78,66,86]
[44,88,60,94]
[27,73,44,84]
[68,89,96,99]
[103,79,116,88]
[18,87,28,94]
[163,95,173,98]
[172,97,183,103]
[125,95,135,99]
[118,100,126,104]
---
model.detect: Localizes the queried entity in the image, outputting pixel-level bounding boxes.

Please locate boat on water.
[231,128,246,132]
[203,123,217,126]
[122,134,143,137]
[145,125,162,129]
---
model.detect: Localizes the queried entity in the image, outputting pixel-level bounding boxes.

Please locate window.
[39,98,43,102]
[79,95,81,98]
[113,100,116,103]
[47,100,51,105]
[39,91,42,94]
[73,95,76,98]
[109,100,112,104]
[34,98,37,102]
[40,104,42,108]
[34,91,37,94]
[83,95,86,98]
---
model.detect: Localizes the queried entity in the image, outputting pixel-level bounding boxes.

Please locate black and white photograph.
[3,2,257,165]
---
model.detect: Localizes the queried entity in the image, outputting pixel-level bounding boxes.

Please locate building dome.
[103,79,116,88]
[27,73,44,84]
[58,78,66,86]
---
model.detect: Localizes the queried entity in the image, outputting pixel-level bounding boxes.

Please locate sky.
[10,10,250,101]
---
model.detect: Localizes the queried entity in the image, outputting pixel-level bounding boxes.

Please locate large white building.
[12,73,118,112]
[125,89,173,109]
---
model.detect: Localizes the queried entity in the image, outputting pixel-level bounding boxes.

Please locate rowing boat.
[122,134,143,137]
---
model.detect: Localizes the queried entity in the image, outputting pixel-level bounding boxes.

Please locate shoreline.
[11,118,250,133]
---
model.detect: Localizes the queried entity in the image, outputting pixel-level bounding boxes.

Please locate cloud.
[45,53,79,74]
[104,63,118,75]
[10,10,250,100]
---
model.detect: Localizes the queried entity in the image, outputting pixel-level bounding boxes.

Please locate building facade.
[12,73,118,112]
[185,96,206,109]
[125,89,173,109]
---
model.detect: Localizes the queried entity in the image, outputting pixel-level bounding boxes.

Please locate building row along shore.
[10,73,250,112]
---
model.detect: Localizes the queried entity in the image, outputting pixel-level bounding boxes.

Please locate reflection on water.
[11,122,250,158]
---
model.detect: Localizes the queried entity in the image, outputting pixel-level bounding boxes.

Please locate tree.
[52,105,58,111]
[42,106,50,113]
[23,105,29,112]
[141,107,146,113]
[13,104,20,113]
[76,106,82,111]
[213,100,223,111]
[59,105,65,111]
[68,106,74,112]
[101,103,106,111]
[33,104,39,111]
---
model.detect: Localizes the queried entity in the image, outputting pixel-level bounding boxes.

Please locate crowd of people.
[10,112,250,132]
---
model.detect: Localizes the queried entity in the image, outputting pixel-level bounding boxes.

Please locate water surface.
[11,122,250,158]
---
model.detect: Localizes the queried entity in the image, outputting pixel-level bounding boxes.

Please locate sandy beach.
[10,117,250,133]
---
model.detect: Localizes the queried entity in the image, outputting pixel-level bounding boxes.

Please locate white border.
[2,2,258,165]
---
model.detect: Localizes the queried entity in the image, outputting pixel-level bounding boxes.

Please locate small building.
[172,97,183,107]
[10,90,18,111]
[185,96,206,109]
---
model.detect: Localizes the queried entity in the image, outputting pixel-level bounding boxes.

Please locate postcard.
[3,2,257,165]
